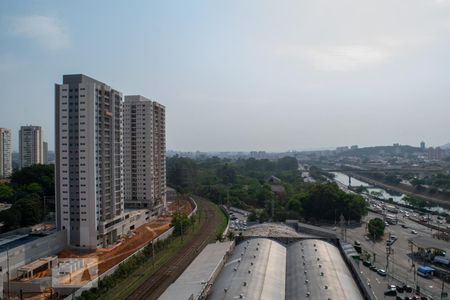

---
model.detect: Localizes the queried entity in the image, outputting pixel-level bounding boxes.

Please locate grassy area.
[216,205,229,236]
[89,203,206,300]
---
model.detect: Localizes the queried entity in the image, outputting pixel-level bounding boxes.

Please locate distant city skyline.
[1,1,450,152]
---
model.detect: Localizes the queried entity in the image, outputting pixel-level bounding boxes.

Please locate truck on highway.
[385,214,398,225]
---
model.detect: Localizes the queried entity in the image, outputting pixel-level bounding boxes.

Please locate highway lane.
[341,211,447,299]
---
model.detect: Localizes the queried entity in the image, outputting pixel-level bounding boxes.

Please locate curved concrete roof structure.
[286,239,362,299]
[208,238,363,300]
[208,238,286,300]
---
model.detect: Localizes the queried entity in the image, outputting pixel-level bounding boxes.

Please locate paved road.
[125,197,222,300]
[342,211,448,299]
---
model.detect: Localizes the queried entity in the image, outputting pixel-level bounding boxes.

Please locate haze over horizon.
[1,0,450,152]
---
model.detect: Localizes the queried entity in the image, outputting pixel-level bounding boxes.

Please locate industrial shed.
[208,238,286,300]
[286,240,362,299]
[208,238,363,300]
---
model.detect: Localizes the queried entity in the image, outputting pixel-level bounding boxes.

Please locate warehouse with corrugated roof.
[159,223,370,300]
[208,237,363,300]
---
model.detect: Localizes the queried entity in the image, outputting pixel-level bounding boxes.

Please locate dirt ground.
[58,199,193,274]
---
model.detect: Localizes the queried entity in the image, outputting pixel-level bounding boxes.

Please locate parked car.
[404,285,413,293]
[363,260,372,267]
[370,265,378,271]
[354,240,361,246]
[411,230,417,234]
[377,269,387,276]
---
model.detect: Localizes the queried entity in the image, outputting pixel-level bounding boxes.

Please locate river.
[332,172,450,215]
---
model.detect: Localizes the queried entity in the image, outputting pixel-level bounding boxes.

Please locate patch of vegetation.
[167,156,368,223]
[368,218,385,240]
[0,165,54,230]
[403,195,428,209]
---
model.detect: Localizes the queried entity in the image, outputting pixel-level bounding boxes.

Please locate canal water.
[332,172,450,215]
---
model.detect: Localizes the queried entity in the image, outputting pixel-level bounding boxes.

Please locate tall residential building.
[0,128,12,178]
[123,96,166,212]
[124,96,154,209]
[43,141,48,164]
[55,74,124,249]
[19,125,43,169]
[152,101,167,209]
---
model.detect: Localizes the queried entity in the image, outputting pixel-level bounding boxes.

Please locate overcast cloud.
[0,0,449,151]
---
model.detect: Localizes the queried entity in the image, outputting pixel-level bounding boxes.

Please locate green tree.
[171,212,190,236]
[0,184,15,203]
[247,212,258,222]
[14,196,43,226]
[276,157,298,171]
[10,164,54,196]
[0,208,21,229]
[368,218,385,240]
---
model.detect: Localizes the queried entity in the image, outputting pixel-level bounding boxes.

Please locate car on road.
[387,239,395,246]
[403,285,413,293]
[384,287,397,296]
[411,230,417,234]
[363,260,372,267]
[370,265,378,271]
[377,269,387,276]
[401,224,408,228]
[396,285,404,293]
[354,240,361,246]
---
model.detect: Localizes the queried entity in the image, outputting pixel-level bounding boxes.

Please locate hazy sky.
[1,0,450,152]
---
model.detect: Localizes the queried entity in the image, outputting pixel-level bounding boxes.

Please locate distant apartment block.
[428,147,442,161]
[55,74,125,249]
[43,141,48,164]
[19,125,43,169]
[124,96,167,211]
[420,141,425,150]
[0,128,12,178]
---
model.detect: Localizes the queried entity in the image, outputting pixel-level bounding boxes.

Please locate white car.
[411,230,417,234]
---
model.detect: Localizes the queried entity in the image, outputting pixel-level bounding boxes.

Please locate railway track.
[125,197,221,300]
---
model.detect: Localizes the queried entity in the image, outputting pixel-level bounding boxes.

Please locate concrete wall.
[0,230,68,295]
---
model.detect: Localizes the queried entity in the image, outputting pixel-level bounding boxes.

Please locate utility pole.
[271,197,274,221]
[152,241,155,268]
[386,232,391,281]
[441,275,448,300]
[7,247,10,300]
[340,213,346,242]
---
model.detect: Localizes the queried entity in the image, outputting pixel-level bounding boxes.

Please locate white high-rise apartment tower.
[19,125,43,169]
[124,96,166,212]
[0,128,12,178]
[55,74,124,249]
[152,101,166,209]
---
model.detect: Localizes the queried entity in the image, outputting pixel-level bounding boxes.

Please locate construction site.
[3,198,194,300]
